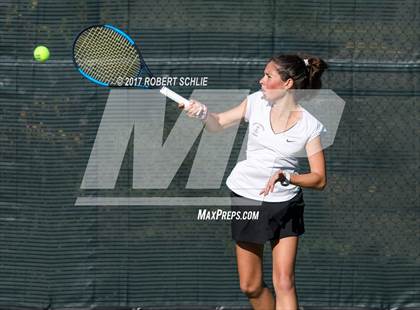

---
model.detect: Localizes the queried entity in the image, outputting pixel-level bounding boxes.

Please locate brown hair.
[270,54,328,89]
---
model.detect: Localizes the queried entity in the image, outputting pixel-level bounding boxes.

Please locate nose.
[259,76,265,86]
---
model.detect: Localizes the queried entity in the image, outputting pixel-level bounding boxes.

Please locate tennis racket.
[72,24,190,108]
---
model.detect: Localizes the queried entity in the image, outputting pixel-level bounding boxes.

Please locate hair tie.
[304,58,309,66]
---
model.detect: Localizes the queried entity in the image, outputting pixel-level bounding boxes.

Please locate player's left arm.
[290,136,326,190]
[260,136,326,196]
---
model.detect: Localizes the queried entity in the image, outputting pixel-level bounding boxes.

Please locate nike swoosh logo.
[286,139,295,142]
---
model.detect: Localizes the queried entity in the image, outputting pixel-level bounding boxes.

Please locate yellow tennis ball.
[33,45,50,62]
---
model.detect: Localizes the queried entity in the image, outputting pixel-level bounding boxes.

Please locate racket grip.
[160,87,190,109]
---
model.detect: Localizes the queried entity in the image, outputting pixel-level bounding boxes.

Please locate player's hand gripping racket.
[72,24,190,108]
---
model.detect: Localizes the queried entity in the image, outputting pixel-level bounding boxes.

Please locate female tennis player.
[181,54,328,310]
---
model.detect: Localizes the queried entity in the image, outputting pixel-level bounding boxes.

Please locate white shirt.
[226,91,325,202]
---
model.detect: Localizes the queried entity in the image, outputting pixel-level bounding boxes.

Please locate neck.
[271,93,299,117]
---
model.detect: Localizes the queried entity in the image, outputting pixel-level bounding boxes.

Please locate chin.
[263,89,287,102]
[261,89,272,101]
[261,91,277,102]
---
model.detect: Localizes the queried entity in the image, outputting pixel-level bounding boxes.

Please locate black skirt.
[230,190,305,244]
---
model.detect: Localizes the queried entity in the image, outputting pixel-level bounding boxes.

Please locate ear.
[284,78,294,89]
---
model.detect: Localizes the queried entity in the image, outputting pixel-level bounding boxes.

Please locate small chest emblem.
[251,122,265,137]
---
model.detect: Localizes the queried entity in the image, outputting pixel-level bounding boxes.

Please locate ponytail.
[270,54,328,89]
[305,56,328,89]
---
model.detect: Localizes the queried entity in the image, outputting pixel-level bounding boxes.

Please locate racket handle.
[160,87,190,109]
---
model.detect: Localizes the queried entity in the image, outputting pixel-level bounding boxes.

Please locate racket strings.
[74,26,142,85]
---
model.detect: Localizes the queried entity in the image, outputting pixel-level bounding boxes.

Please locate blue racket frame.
[72,24,153,88]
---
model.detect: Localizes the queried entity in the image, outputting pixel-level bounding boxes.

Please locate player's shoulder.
[246,90,267,110]
[300,107,322,125]
[299,107,325,135]
[247,90,264,103]
[244,90,265,122]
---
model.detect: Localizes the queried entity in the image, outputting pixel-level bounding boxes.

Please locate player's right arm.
[181,98,247,132]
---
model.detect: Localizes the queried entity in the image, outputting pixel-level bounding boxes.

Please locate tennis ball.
[33,45,50,62]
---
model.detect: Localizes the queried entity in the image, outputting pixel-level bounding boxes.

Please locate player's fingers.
[185,105,196,115]
[187,107,201,117]
[259,184,268,195]
[183,101,195,112]
[188,103,201,114]
[187,99,202,111]
[195,107,204,117]
[267,182,273,193]
[264,183,271,196]
[189,106,205,118]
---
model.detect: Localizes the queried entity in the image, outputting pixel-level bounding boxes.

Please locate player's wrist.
[195,103,208,121]
[200,104,209,121]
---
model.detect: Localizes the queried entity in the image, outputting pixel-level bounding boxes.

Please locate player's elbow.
[205,123,225,133]
[203,113,225,133]
[311,173,326,190]
[317,177,327,190]
[204,125,222,133]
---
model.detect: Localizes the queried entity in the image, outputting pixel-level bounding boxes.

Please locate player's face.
[259,61,292,101]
